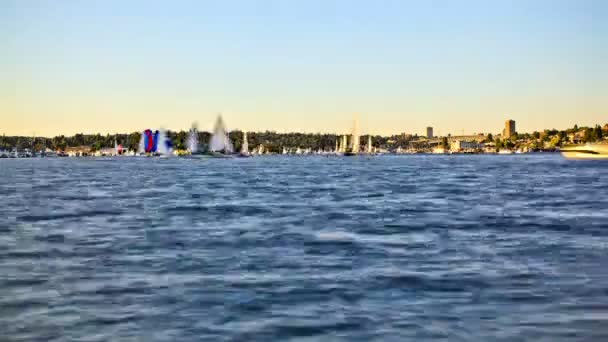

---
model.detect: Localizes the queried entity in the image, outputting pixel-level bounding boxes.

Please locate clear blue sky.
[2,0,606,136]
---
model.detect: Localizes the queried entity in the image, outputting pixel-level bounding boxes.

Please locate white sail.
[241,131,249,154]
[209,115,234,153]
[187,126,199,153]
[157,129,172,156]
[138,132,145,154]
[341,135,348,153]
[367,135,372,153]
[351,119,360,153]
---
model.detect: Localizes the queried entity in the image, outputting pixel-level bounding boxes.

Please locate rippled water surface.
[1,155,608,341]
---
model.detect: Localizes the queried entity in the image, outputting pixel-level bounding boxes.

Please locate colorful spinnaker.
[141,129,172,155]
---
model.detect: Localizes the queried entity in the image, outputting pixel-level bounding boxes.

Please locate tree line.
[0,131,394,153]
[1,123,605,152]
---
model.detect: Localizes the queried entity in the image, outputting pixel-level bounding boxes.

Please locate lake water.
[1,155,607,341]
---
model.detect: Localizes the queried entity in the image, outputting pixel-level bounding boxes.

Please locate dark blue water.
[1,155,607,341]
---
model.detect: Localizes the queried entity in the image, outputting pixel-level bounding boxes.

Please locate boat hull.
[207,152,234,158]
[181,154,207,159]
[561,144,608,160]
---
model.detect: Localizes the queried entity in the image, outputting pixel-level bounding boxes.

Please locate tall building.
[426,127,433,139]
[504,120,516,137]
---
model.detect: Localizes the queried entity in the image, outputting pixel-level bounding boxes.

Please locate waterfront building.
[503,120,516,138]
[483,143,496,153]
[568,130,586,144]
[447,135,487,143]
[65,146,92,157]
[95,147,116,157]
[432,147,447,154]
[451,140,484,152]
[426,127,433,139]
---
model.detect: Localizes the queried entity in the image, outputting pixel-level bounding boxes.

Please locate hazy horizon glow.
[2,0,606,137]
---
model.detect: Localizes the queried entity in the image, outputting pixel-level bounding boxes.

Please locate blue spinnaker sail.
[152,131,159,153]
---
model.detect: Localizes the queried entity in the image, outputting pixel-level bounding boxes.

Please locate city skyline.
[2,0,607,136]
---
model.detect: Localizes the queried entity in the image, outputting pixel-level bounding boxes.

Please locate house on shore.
[64,146,92,157]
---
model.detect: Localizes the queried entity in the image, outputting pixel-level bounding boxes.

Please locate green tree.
[583,128,595,143]
[53,135,67,151]
[175,130,187,150]
[595,125,603,141]
[32,137,45,152]
[495,138,503,151]
[92,141,103,151]
[542,133,551,142]
[127,132,141,150]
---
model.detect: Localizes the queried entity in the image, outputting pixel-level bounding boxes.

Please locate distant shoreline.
[0,150,563,159]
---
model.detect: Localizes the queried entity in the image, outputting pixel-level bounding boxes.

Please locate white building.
[451,140,484,151]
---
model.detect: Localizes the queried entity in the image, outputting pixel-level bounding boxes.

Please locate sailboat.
[366,135,373,155]
[344,118,360,156]
[179,125,203,158]
[238,131,250,157]
[156,129,173,157]
[208,115,234,157]
[138,129,171,157]
[187,125,201,154]
[138,132,146,156]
